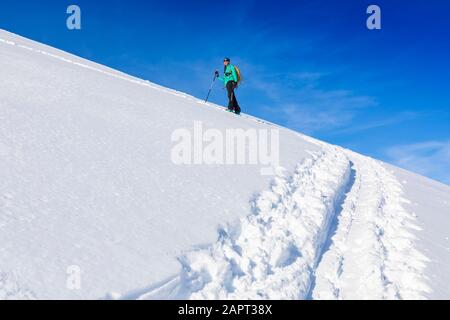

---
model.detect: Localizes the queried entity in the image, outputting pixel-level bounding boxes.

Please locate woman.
[215,58,241,114]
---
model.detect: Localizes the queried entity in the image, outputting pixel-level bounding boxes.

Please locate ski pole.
[205,73,218,103]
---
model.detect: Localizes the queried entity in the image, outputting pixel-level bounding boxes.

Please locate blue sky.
[1,0,449,184]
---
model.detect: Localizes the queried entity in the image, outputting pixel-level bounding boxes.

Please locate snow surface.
[0,29,449,300]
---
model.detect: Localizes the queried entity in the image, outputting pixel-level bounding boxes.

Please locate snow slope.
[0,29,449,300]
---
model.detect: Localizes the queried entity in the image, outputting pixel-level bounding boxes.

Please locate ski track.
[135,144,430,300]
[136,145,353,299]
[1,34,431,300]
[311,150,431,300]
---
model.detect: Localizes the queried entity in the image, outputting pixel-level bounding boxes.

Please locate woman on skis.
[215,58,241,115]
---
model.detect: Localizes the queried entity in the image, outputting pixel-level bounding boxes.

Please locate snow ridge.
[137,146,352,299]
[0,36,197,101]
[0,33,281,128]
[312,151,431,299]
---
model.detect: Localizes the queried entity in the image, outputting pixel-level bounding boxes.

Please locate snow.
[312,150,430,299]
[0,29,449,300]
[388,166,450,299]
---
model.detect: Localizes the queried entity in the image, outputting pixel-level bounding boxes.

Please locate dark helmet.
[224,57,230,62]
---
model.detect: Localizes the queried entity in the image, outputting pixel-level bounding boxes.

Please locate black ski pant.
[226,81,241,114]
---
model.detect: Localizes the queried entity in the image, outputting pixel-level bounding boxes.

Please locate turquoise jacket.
[218,64,238,85]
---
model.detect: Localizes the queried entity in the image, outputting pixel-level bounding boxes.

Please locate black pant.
[226,81,241,114]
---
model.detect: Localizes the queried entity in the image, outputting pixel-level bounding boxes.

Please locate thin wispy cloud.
[243,67,377,134]
[332,111,420,135]
[385,140,450,185]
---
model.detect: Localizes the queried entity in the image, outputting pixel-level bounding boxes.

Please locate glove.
[214,70,219,77]
[233,81,238,88]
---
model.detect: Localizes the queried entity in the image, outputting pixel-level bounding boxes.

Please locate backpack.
[234,65,242,85]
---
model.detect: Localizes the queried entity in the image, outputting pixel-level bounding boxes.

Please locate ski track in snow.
[136,146,352,300]
[311,150,431,300]
[133,144,430,300]
[0,34,431,300]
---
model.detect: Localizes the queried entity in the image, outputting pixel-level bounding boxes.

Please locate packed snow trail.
[136,144,430,300]
[136,145,353,299]
[311,150,431,300]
